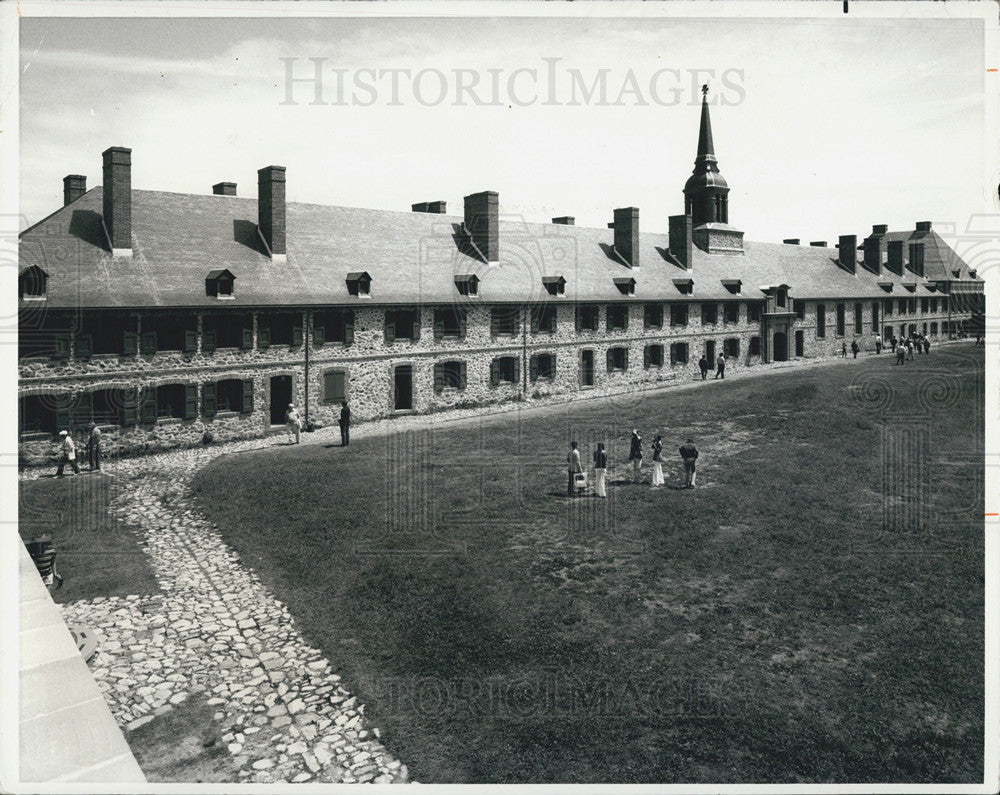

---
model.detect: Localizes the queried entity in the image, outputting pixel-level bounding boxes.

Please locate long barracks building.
[17,91,984,464]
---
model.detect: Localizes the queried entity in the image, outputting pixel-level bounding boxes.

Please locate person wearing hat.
[285,403,302,444]
[86,424,102,472]
[55,430,80,476]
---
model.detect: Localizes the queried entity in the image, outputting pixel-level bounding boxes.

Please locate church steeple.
[684,84,730,227]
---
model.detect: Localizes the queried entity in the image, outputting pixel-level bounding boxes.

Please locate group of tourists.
[698,353,727,380]
[284,400,351,446]
[567,430,700,497]
[54,424,102,477]
[840,333,935,366]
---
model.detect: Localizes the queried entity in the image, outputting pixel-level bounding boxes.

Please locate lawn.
[19,473,161,603]
[191,346,984,783]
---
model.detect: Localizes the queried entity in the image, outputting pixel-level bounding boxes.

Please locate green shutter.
[530,308,539,334]
[140,387,157,424]
[608,349,616,372]
[141,330,157,355]
[458,310,467,338]
[529,355,538,382]
[242,326,254,350]
[314,322,325,347]
[291,319,303,347]
[203,329,217,353]
[241,379,254,414]
[513,358,520,383]
[385,311,395,343]
[433,312,444,340]
[670,345,677,366]
[184,384,197,420]
[202,382,217,418]
[121,389,138,426]
[459,361,467,390]
[490,359,500,387]
[622,308,629,331]
[75,334,92,359]
[53,336,70,359]
[490,309,499,337]
[258,327,270,350]
[344,311,355,346]
[644,345,651,368]
[122,330,138,356]
[623,349,629,370]
[433,363,444,393]
[184,328,197,354]
[411,312,421,341]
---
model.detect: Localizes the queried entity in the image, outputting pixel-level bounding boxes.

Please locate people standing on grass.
[715,353,726,379]
[285,403,301,444]
[86,424,102,472]
[567,441,582,497]
[593,442,607,498]
[55,430,80,476]
[629,430,643,481]
[651,435,665,487]
[679,438,699,489]
[851,340,859,359]
[699,354,709,380]
[339,400,351,446]
[875,334,882,354]
[841,342,848,359]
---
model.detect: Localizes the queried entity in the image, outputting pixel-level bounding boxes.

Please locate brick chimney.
[915,221,932,233]
[63,175,86,206]
[810,241,827,247]
[613,207,640,269]
[102,147,132,255]
[463,190,499,263]
[213,182,237,196]
[669,213,693,270]
[782,238,800,245]
[872,224,888,235]
[863,224,885,275]
[412,201,447,214]
[552,216,575,225]
[257,166,286,258]
[887,240,904,275]
[838,235,857,273]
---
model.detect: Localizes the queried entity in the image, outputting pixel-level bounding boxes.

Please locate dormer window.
[19,265,48,299]
[877,281,894,293]
[455,274,479,296]
[613,277,636,296]
[346,271,372,296]
[902,282,917,293]
[205,269,235,299]
[542,276,566,296]
[673,278,694,295]
[721,279,742,295]
[969,269,977,280]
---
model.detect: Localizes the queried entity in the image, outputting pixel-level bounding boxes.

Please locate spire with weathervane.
[683,84,730,227]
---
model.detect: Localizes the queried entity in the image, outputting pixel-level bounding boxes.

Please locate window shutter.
[411,312,421,341]
[242,326,254,350]
[644,345,651,369]
[183,328,197,354]
[670,344,677,366]
[385,311,395,344]
[490,309,499,337]
[513,358,520,383]
[607,348,614,372]
[291,319,303,347]
[622,308,629,331]
[184,384,197,420]
[122,330,138,356]
[433,363,444,393]
[344,312,355,346]
[203,329,216,353]
[202,382,217,418]
[459,361,467,390]
[76,334,93,359]
[141,330,157,355]
[529,355,538,382]
[241,379,254,414]
[141,387,157,424]
[258,327,270,350]
[314,322,325,346]
[605,308,612,333]
[76,392,92,427]
[121,389,138,426]
[623,349,629,370]
[550,353,556,376]
[433,313,444,340]
[459,310,467,338]
[575,307,582,333]
[53,336,69,359]
[530,308,539,334]
[490,359,500,387]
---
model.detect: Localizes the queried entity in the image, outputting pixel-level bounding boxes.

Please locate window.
[258,312,302,347]
[203,312,252,351]
[210,379,249,414]
[670,304,689,327]
[156,383,191,420]
[346,271,372,296]
[908,299,916,315]
[775,289,787,309]
[530,353,556,381]
[205,269,235,298]
[644,344,664,368]
[724,338,740,358]
[854,303,863,335]
[434,360,467,391]
[930,298,938,313]
[922,322,928,335]
[542,276,566,296]
[434,308,466,339]
[872,303,880,332]
[884,299,893,317]
[141,314,198,354]
[701,303,718,326]
[644,303,663,329]
[749,336,761,356]
[670,342,689,365]
[314,309,354,346]
[816,305,826,338]
[607,347,628,372]
[794,300,805,320]
[930,322,938,336]
[323,370,347,403]
[455,275,479,296]
[613,278,636,296]
[88,388,129,426]
[19,395,58,435]
[386,308,421,342]
[724,303,740,323]
[836,304,846,337]
[747,302,763,322]
[531,305,557,333]
[18,266,48,299]
[491,307,520,336]
[72,312,135,356]
[607,304,629,331]
[575,305,600,332]
[490,356,519,385]
[897,298,906,315]
[920,298,929,314]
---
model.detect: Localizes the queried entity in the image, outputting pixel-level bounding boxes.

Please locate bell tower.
[683,85,730,227]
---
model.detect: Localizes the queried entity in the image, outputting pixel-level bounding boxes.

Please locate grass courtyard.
[187,345,983,783]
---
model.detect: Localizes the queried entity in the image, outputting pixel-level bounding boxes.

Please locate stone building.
[17,91,983,464]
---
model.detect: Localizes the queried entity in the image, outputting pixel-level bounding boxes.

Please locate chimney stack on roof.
[863,233,884,276]
[669,213,694,270]
[613,207,640,269]
[782,238,800,245]
[102,147,132,256]
[213,182,237,196]
[552,216,575,225]
[257,166,286,259]
[887,239,904,275]
[463,190,499,264]
[412,201,447,214]
[915,221,932,233]
[872,224,888,235]
[63,175,87,206]
[810,241,827,247]
[838,235,857,274]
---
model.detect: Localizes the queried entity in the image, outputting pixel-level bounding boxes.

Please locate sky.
[17,13,989,244]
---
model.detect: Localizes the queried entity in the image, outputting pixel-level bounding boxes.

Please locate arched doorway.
[773,331,788,362]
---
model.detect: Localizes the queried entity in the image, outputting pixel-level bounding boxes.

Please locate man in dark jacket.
[339,400,351,446]
[698,355,709,380]
[679,438,699,488]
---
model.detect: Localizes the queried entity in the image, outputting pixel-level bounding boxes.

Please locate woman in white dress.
[651,434,665,487]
